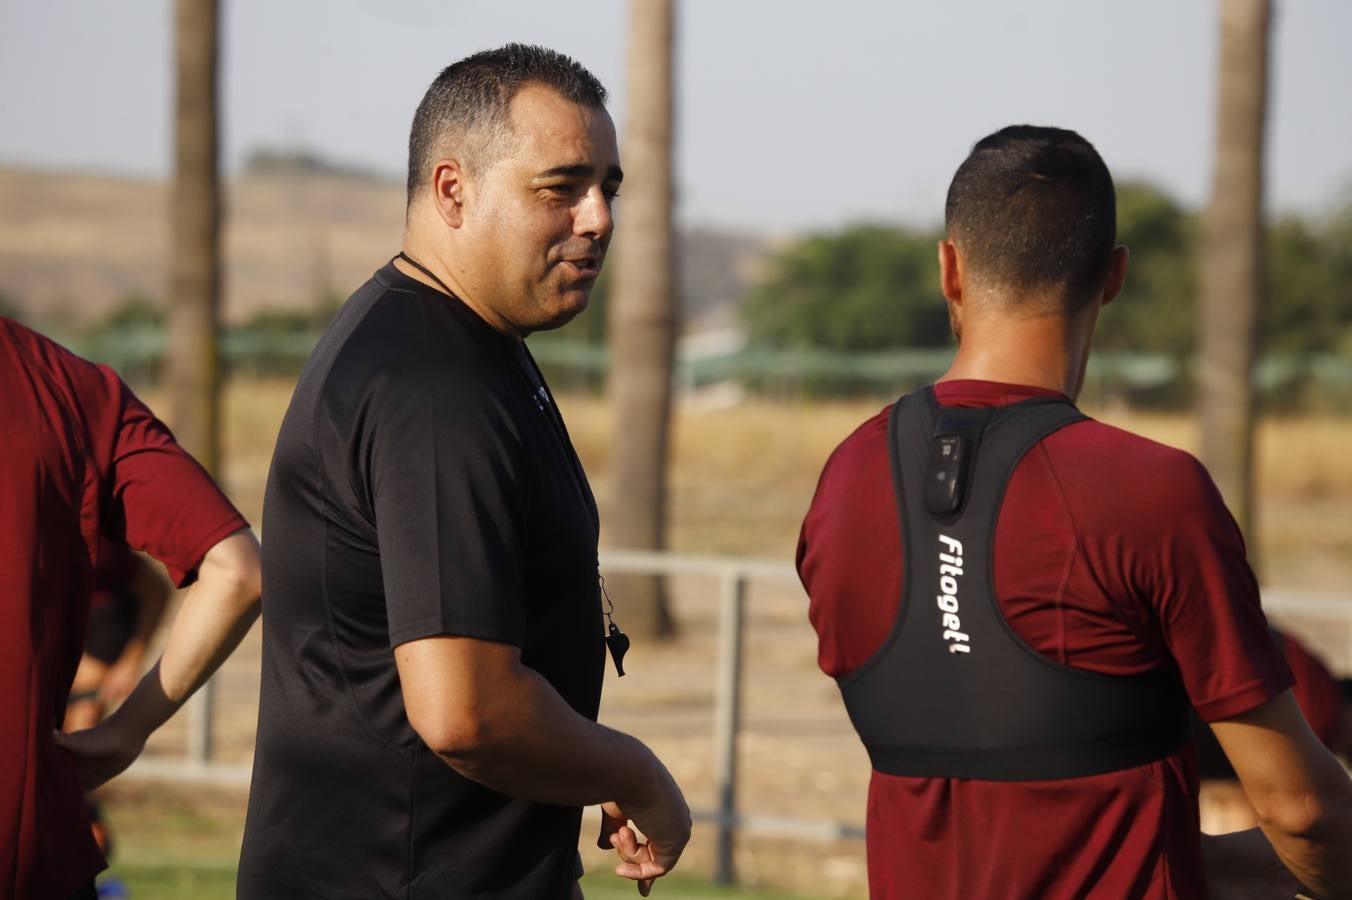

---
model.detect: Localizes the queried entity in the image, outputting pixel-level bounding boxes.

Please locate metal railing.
[125,551,1352,887]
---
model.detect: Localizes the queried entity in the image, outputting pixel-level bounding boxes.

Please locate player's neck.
[938,312,1094,401]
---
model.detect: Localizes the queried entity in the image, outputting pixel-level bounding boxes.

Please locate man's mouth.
[560,256,601,280]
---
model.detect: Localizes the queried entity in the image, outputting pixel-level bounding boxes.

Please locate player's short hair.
[944,125,1117,311]
[406,43,608,203]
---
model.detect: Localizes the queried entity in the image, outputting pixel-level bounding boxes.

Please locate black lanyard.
[395,251,457,298]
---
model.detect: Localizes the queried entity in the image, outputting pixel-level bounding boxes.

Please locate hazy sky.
[2,0,1349,233]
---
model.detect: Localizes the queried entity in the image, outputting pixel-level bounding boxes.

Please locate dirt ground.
[115,380,1352,898]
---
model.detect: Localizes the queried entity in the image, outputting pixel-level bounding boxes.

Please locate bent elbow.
[1254,789,1337,842]
[408,708,499,766]
[205,530,263,608]
[240,557,263,605]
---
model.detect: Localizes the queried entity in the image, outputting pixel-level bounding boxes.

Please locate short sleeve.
[798,409,901,679]
[1280,633,1343,747]
[84,366,248,587]
[1140,455,1293,721]
[350,356,528,651]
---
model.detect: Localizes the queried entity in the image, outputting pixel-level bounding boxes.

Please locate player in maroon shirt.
[0,316,263,900]
[797,126,1352,899]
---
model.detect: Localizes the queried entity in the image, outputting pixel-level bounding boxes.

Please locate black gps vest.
[837,387,1191,781]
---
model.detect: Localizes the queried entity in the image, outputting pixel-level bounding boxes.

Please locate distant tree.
[1264,214,1350,356]
[1095,183,1198,359]
[86,293,166,335]
[1198,0,1271,544]
[166,0,222,475]
[244,292,342,336]
[741,224,949,352]
[606,0,678,639]
[0,289,21,322]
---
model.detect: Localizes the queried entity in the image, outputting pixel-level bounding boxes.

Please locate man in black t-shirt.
[238,45,690,899]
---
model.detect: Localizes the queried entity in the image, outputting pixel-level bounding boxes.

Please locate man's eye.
[603,189,621,202]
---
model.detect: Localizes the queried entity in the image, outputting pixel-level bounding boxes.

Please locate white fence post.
[712,569,747,885]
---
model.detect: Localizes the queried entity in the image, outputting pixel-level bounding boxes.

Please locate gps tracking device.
[923,413,988,518]
[924,433,971,516]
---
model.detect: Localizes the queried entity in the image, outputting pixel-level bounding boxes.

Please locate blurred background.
[3,1,1350,897]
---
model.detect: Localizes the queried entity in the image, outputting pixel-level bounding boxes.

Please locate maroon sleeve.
[799,409,901,679]
[82,365,249,587]
[95,536,142,591]
[1280,632,1343,748]
[1135,453,1293,721]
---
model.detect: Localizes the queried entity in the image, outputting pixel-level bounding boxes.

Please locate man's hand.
[596,757,691,895]
[397,634,692,893]
[54,718,145,791]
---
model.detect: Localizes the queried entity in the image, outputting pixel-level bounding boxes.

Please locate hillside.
[0,164,769,331]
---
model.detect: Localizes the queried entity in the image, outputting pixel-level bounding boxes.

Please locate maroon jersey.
[0,318,248,898]
[798,380,1293,899]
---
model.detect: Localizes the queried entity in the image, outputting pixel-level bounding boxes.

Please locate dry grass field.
[0,166,405,325]
[108,379,1352,898]
[205,379,1352,587]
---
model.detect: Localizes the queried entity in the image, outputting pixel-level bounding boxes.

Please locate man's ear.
[1100,245,1130,307]
[938,239,963,305]
[430,158,467,229]
[938,239,967,342]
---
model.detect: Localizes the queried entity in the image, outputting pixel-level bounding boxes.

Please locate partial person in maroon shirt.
[0,316,262,900]
[65,538,173,737]
[62,538,173,861]
[797,126,1352,899]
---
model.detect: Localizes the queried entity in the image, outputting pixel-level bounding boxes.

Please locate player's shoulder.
[805,405,895,514]
[821,404,892,475]
[1048,416,1221,513]
[1,316,80,373]
[0,316,123,409]
[1062,417,1206,474]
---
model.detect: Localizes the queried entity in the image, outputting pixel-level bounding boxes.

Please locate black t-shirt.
[238,262,605,899]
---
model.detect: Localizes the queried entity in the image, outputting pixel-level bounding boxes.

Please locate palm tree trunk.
[167,0,222,475]
[606,0,677,638]
[1199,0,1271,547]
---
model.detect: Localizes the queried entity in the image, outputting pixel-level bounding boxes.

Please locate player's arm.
[99,555,174,703]
[396,635,690,892]
[1204,689,1352,898]
[57,529,262,787]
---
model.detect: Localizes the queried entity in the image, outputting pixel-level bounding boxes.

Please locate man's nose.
[574,187,614,241]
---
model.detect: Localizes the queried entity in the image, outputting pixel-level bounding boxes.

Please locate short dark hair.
[406,43,609,202]
[944,125,1117,309]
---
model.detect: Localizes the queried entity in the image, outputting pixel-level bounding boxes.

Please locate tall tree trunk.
[606,0,677,638]
[1199,0,1271,548]
[167,0,222,475]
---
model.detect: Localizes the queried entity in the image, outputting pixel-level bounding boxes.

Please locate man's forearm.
[107,531,262,738]
[430,663,659,810]
[1204,797,1352,899]
[1201,829,1310,897]
[1257,802,1352,900]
